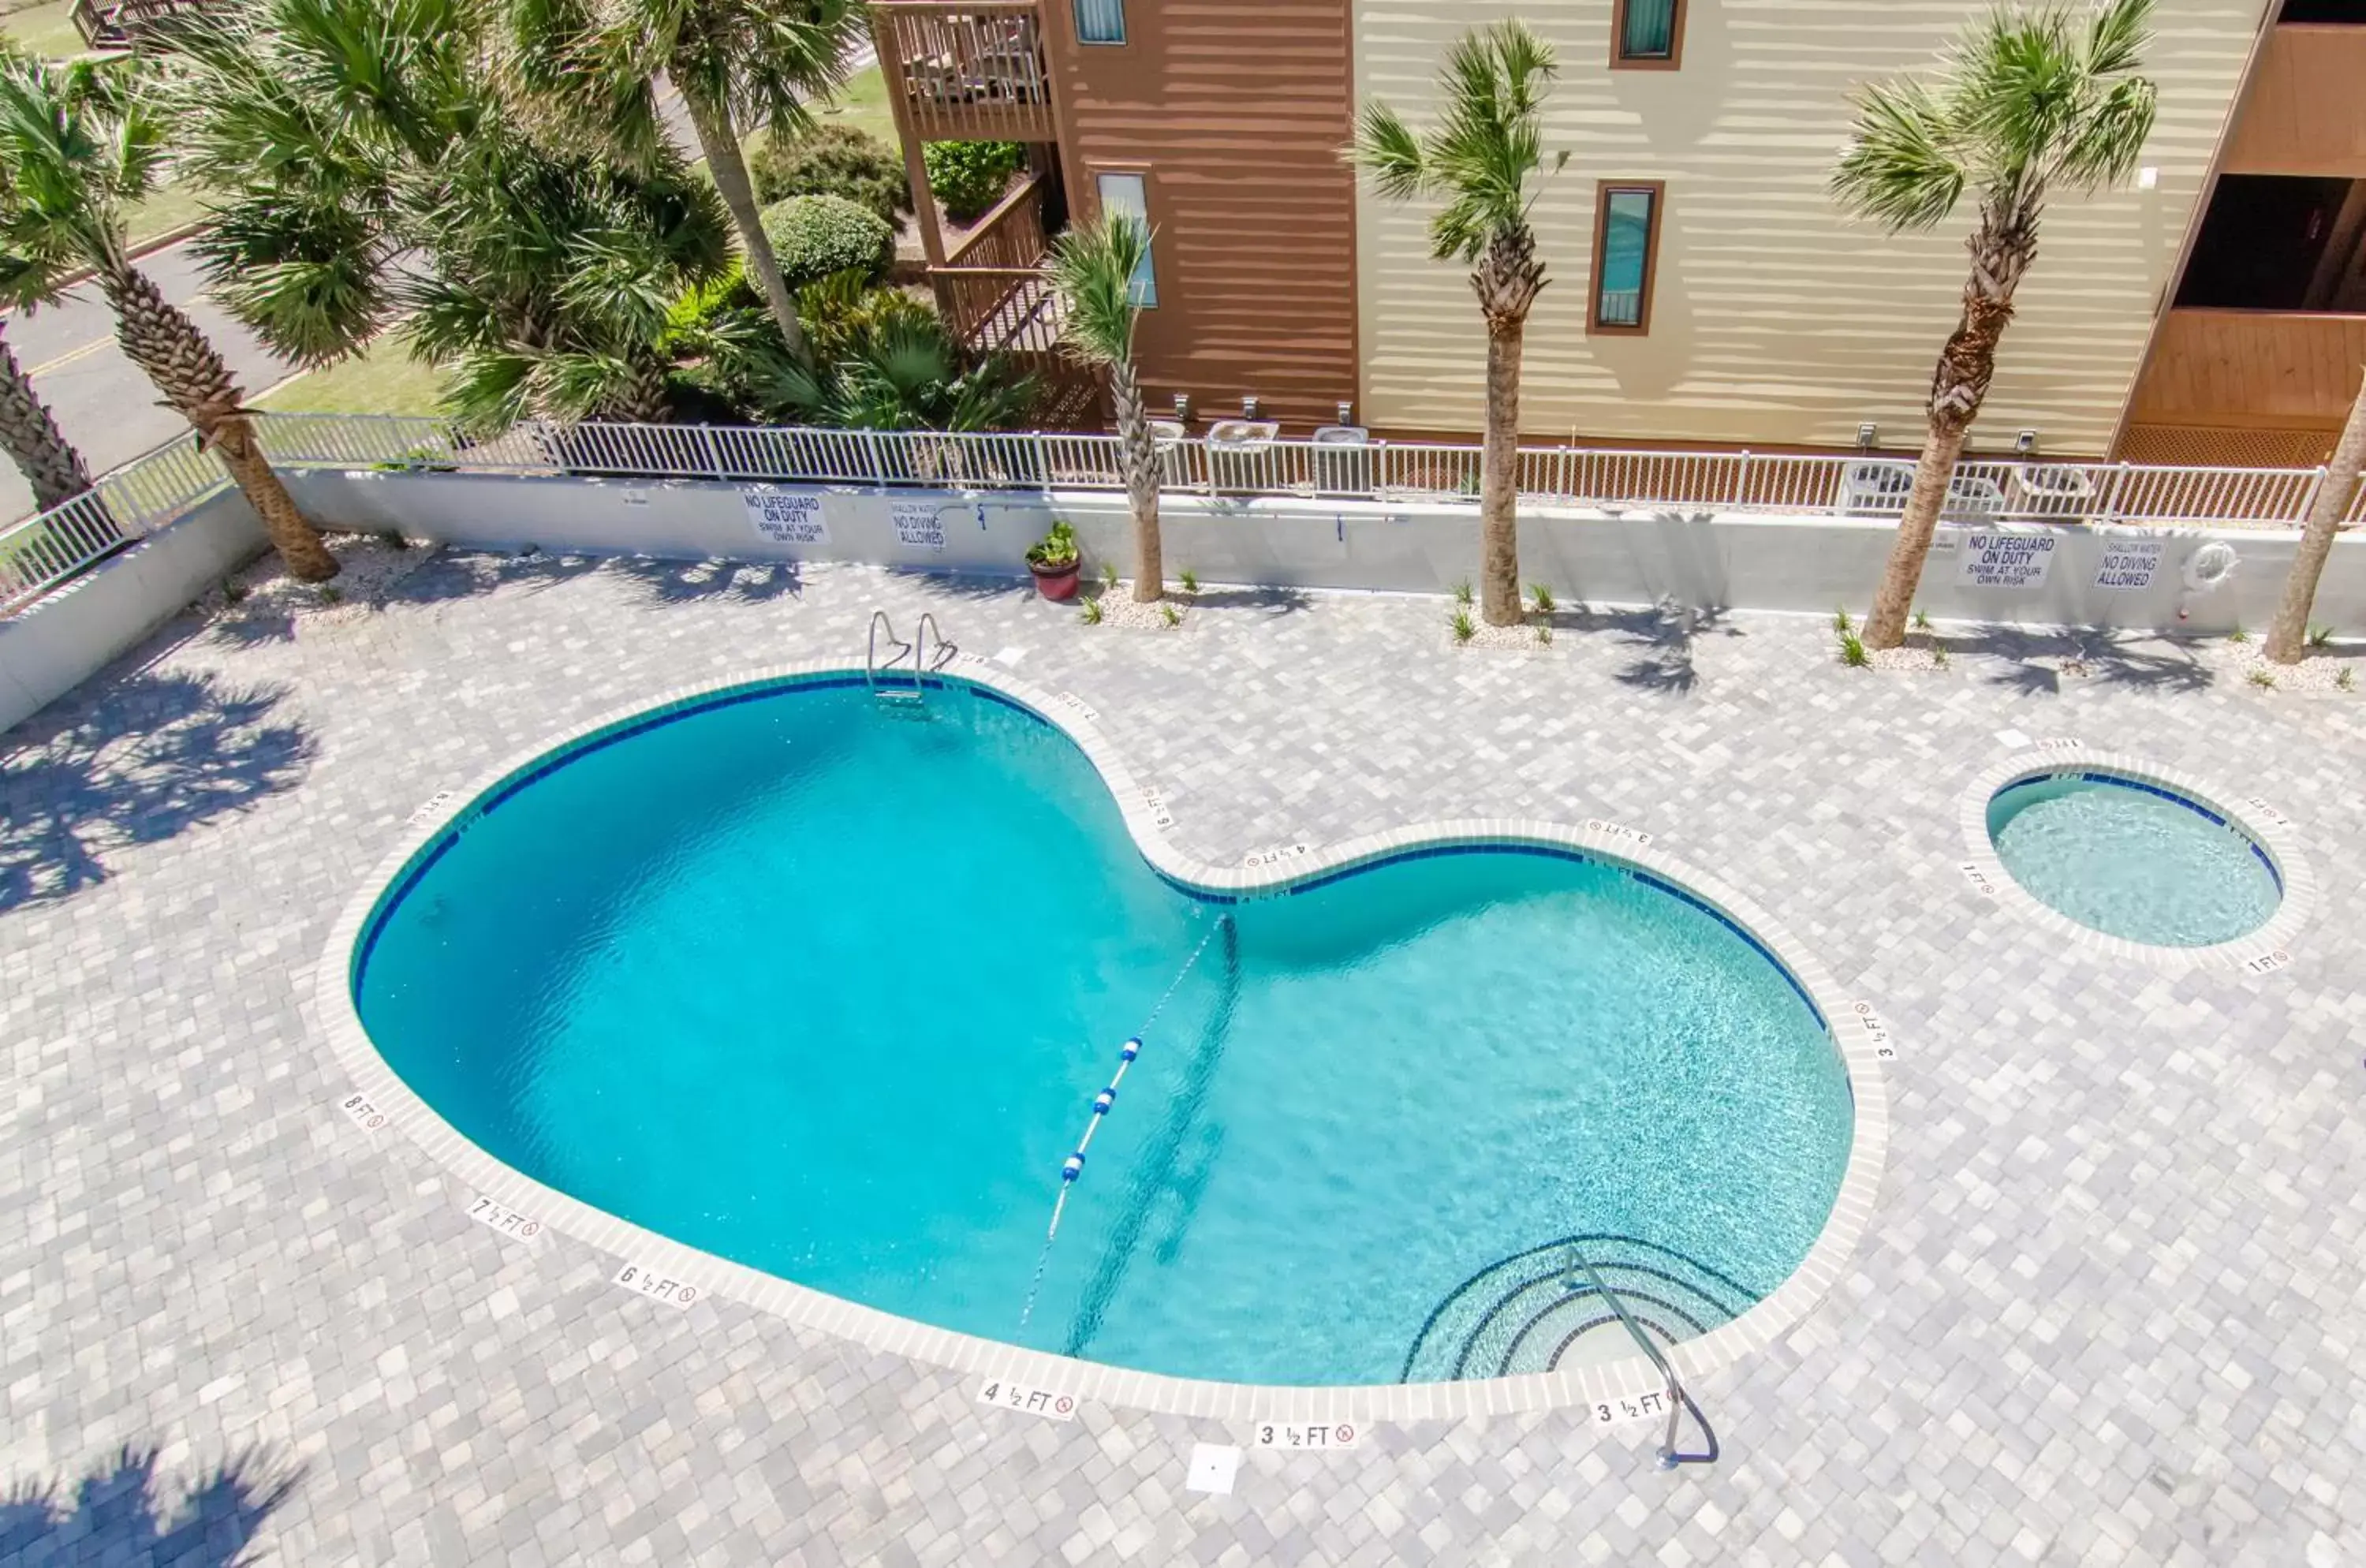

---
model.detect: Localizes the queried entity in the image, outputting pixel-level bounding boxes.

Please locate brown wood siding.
[2124,308,2366,429]
[2220,24,2366,178]
[1041,0,1358,431]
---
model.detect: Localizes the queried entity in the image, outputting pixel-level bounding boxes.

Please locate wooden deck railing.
[873,1,1055,142]
[932,174,1060,353]
[71,0,215,49]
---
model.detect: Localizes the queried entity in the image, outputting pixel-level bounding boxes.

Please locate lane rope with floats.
[1017,913,1231,1331]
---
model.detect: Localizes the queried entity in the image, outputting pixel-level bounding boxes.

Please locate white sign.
[1252,1421,1361,1450]
[613,1263,700,1309]
[1593,1387,1675,1428]
[1849,1001,1899,1063]
[1955,531,2058,590]
[620,489,650,508]
[741,490,827,545]
[2092,539,2164,591]
[891,501,950,551]
[2241,948,2293,976]
[466,1195,543,1245]
[975,1378,1077,1421]
[338,1090,390,1133]
[1584,818,1654,848]
[1185,1443,1240,1495]
[1958,861,2002,897]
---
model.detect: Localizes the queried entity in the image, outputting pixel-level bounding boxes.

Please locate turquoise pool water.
[355,677,1853,1387]
[1987,773,2280,949]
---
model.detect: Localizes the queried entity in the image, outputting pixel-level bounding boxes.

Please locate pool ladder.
[1573,1251,1720,1469]
[865,610,954,706]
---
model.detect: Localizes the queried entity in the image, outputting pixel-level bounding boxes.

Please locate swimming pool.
[349,672,1858,1388]
[1987,771,2282,948]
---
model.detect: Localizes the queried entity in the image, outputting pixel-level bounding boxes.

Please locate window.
[1076,0,1125,43]
[1612,0,1685,68]
[1589,182,1663,333]
[1095,172,1157,307]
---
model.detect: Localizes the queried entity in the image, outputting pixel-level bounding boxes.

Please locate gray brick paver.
[4,554,2364,1563]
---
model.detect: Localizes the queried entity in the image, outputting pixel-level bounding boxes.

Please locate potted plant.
[1026,520,1083,600]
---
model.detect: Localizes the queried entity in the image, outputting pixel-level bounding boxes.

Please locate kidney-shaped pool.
[351,674,1857,1387]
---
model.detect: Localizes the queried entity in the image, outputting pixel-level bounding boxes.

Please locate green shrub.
[750,125,909,223]
[760,195,894,289]
[924,140,1025,223]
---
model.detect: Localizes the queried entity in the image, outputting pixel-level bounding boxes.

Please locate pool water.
[1987,773,2280,948]
[356,678,1853,1387]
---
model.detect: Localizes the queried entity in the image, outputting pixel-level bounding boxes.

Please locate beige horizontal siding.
[1353,0,2264,455]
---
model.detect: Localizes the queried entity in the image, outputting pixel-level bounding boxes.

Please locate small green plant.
[319,584,343,605]
[376,528,408,552]
[1838,629,1868,667]
[2228,624,2248,644]
[1529,582,1556,615]
[759,193,896,289]
[1079,596,1104,625]
[1930,643,1950,668]
[1453,579,1473,607]
[1027,520,1080,570]
[1179,567,1200,594]
[1832,606,1853,633]
[1451,609,1476,644]
[221,577,247,605]
[2247,667,2276,689]
[1913,607,1931,631]
[2307,623,2333,648]
[2337,666,2355,691]
[923,139,1027,222]
[1160,603,1182,628]
[1099,560,1118,588]
[1536,623,1553,647]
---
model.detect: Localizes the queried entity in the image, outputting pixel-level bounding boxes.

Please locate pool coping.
[1957,747,2313,976]
[313,655,1893,1427]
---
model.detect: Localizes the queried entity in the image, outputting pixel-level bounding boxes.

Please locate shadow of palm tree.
[1599,601,1737,695]
[1175,584,1312,616]
[881,566,1039,603]
[379,548,605,609]
[0,669,315,913]
[0,1445,301,1567]
[1945,625,2215,695]
[615,556,802,605]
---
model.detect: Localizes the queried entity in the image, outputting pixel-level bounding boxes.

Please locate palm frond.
[1831,79,1966,232]
[1045,213,1148,368]
[1348,101,1424,202]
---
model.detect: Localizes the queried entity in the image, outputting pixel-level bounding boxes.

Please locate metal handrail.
[864,609,916,700]
[912,612,954,687]
[1574,1251,1719,1469]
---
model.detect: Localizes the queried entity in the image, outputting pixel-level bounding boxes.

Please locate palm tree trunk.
[2264,368,2366,664]
[0,325,96,514]
[1111,360,1162,601]
[1471,225,1545,628]
[97,258,338,582]
[1480,318,1525,626]
[684,87,809,364]
[1864,207,2032,648]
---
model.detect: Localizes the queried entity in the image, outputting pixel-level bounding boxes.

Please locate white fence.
[7,411,2364,616]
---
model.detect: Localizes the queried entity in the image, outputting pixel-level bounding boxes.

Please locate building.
[872,0,2360,463]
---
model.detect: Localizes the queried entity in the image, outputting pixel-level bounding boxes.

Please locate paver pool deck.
[3,550,2362,1565]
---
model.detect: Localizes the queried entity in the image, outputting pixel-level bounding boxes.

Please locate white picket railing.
[8,412,2362,616]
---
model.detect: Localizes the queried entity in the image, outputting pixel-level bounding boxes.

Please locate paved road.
[0,235,298,524]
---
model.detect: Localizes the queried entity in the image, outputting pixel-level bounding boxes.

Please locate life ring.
[2182,542,2238,593]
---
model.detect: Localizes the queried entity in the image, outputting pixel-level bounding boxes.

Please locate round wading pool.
[1986,771,2282,948]
[345,672,1863,1389]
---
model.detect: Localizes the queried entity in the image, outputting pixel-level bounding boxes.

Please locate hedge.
[759,194,896,289]
[749,125,910,224]
[924,140,1025,224]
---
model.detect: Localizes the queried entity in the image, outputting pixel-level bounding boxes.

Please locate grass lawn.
[810,63,899,150]
[123,181,214,249]
[256,334,445,419]
[1,0,88,59]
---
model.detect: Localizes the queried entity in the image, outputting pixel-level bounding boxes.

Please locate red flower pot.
[1029,558,1081,600]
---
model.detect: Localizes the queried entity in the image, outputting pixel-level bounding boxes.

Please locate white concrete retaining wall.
[289,467,2366,634]
[0,491,264,737]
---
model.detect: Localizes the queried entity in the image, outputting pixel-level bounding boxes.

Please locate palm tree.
[2264,373,2366,664]
[506,0,864,364]
[0,52,337,578]
[0,321,94,512]
[157,0,733,434]
[1045,213,1162,602]
[1834,0,2158,649]
[1350,21,1565,629]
